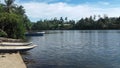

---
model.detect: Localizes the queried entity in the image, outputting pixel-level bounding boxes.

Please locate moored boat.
[25,32,45,36]
[0,41,37,52]
[0,45,37,52]
[0,42,32,46]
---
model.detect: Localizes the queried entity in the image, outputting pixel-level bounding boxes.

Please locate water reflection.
[24,30,120,68]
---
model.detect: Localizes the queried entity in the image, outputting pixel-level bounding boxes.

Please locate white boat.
[0,42,32,46]
[0,45,37,52]
[0,42,37,52]
[25,31,45,36]
[37,32,45,34]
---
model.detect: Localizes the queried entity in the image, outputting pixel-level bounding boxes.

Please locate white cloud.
[19,2,120,22]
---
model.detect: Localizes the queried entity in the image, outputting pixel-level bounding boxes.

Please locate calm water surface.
[25,30,120,68]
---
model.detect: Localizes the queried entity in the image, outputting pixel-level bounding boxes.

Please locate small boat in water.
[0,42,37,52]
[0,42,32,46]
[25,32,45,36]
[0,45,37,52]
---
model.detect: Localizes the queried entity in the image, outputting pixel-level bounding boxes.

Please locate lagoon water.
[25,30,120,68]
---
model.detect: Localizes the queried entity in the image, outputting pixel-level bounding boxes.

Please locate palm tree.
[4,0,15,13]
[14,5,25,15]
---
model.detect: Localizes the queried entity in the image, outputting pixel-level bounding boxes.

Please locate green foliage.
[31,15,120,30]
[1,0,120,33]
[22,16,32,31]
[0,0,31,39]
[0,12,25,39]
[0,4,4,13]
[75,15,120,30]
[4,0,15,13]
[32,17,75,30]
[0,29,7,37]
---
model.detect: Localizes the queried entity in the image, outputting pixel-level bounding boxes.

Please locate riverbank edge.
[0,37,27,68]
[0,37,24,42]
[0,52,26,68]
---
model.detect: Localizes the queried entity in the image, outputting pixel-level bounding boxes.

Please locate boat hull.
[25,32,45,36]
[0,42,32,46]
[0,45,37,52]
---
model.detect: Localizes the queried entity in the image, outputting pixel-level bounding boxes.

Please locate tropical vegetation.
[32,15,120,30]
[0,0,31,39]
[0,0,120,39]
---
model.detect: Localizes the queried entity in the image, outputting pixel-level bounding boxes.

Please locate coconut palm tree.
[4,0,15,13]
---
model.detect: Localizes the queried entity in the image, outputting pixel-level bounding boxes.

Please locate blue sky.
[17,0,120,7]
[18,0,120,5]
[1,0,120,22]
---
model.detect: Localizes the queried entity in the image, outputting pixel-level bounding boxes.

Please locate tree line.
[32,15,120,30]
[32,17,75,30]
[1,0,120,39]
[0,0,31,39]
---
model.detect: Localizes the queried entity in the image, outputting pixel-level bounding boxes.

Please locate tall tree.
[4,0,15,13]
[14,5,25,15]
[0,2,4,13]
[0,0,30,39]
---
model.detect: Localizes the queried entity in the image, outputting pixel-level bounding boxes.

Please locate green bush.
[0,29,7,37]
[0,12,25,39]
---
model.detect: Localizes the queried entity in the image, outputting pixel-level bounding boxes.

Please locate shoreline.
[0,37,24,42]
[0,37,32,68]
